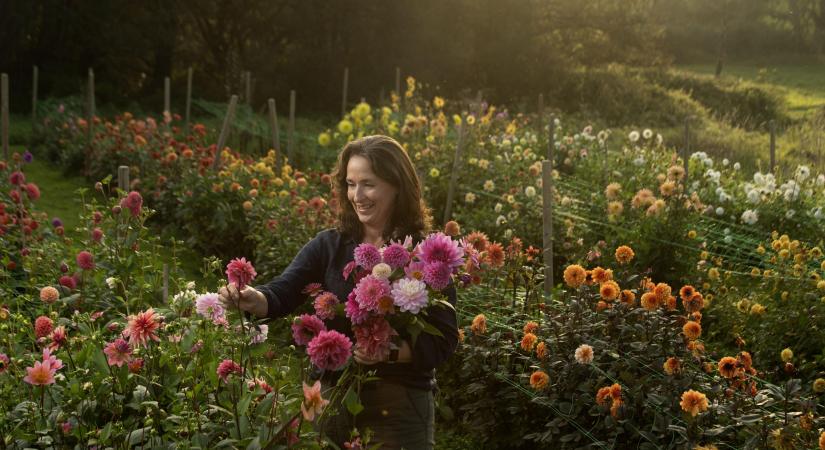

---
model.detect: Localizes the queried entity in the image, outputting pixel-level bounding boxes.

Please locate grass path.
[678,62,825,119]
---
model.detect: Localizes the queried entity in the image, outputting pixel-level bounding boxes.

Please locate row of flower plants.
[24,78,825,446]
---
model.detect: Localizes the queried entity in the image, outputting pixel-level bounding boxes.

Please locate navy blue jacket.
[255,228,459,390]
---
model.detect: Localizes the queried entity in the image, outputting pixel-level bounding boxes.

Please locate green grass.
[678,62,825,119]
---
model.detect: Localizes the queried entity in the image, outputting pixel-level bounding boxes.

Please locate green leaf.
[343,386,364,416]
[127,427,152,446]
[418,318,444,338]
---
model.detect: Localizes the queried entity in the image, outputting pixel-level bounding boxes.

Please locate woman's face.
[346,155,398,232]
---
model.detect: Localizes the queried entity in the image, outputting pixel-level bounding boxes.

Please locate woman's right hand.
[218,284,268,318]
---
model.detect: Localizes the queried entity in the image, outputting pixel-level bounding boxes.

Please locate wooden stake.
[31,66,38,136]
[379,86,386,106]
[1,73,8,160]
[342,67,349,117]
[86,68,95,177]
[683,118,690,185]
[287,90,296,166]
[118,165,130,192]
[212,95,238,170]
[268,98,281,171]
[164,76,171,115]
[395,67,401,98]
[770,120,776,173]
[162,264,169,304]
[443,120,466,223]
[244,71,252,106]
[542,159,554,298]
[185,67,193,130]
[537,93,544,119]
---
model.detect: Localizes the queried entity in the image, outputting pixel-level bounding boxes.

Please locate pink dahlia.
[0,353,9,373]
[353,316,398,361]
[302,283,323,297]
[58,275,76,290]
[391,277,429,314]
[23,360,56,386]
[417,232,465,269]
[250,324,269,344]
[342,261,357,280]
[25,183,40,201]
[195,293,226,322]
[352,275,390,313]
[91,227,103,242]
[382,243,411,269]
[404,261,427,280]
[313,291,339,320]
[226,257,257,290]
[122,308,161,347]
[307,330,352,371]
[9,171,25,186]
[103,338,133,367]
[49,326,67,350]
[291,314,327,346]
[423,261,452,290]
[41,348,64,372]
[35,316,54,338]
[76,251,95,270]
[121,191,143,217]
[354,243,381,271]
[216,359,243,383]
[345,291,370,325]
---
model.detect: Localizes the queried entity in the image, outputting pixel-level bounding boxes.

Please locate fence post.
[395,67,401,98]
[85,68,95,177]
[31,66,38,141]
[443,119,466,224]
[268,98,281,172]
[341,67,349,117]
[682,118,690,186]
[185,67,193,130]
[118,165,130,192]
[542,150,554,300]
[212,95,239,170]
[244,71,252,106]
[770,120,776,173]
[162,264,169,304]
[287,90,296,166]
[1,73,8,161]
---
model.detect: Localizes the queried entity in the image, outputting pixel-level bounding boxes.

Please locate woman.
[219,135,459,449]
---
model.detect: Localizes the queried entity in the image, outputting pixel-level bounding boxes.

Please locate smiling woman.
[219,135,456,449]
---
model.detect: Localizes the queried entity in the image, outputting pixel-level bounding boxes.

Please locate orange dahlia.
[615,245,635,264]
[653,282,672,301]
[591,267,613,284]
[678,285,696,301]
[523,321,539,334]
[619,289,636,305]
[596,386,612,405]
[683,292,705,313]
[718,356,739,379]
[682,321,701,340]
[600,280,620,301]
[530,370,549,390]
[536,342,548,360]
[563,264,587,288]
[680,390,708,417]
[664,357,681,375]
[521,333,538,352]
[471,314,487,335]
[640,292,659,311]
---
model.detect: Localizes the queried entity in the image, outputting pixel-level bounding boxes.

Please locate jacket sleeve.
[254,233,326,319]
[409,285,459,371]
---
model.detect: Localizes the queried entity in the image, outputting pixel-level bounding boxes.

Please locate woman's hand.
[218,284,268,318]
[354,340,413,365]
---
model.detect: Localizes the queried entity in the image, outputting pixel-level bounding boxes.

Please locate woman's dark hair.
[331,135,431,241]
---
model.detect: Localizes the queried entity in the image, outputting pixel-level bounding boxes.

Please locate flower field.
[2,76,825,449]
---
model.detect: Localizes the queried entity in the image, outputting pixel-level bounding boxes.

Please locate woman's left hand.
[354,340,412,365]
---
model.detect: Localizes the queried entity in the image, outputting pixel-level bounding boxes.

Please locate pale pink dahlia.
[417,232,465,269]
[354,243,381,271]
[352,275,390,313]
[121,191,143,217]
[24,360,56,386]
[195,293,226,322]
[353,316,398,361]
[391,277,429,314]
[307,330,352,371]
[291,314,326,346]
[313,291,339,320]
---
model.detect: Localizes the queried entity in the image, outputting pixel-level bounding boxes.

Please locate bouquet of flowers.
[292,231,477,371]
